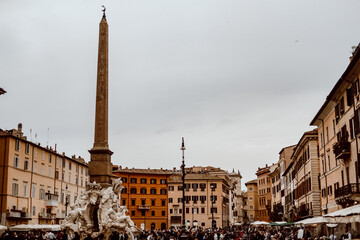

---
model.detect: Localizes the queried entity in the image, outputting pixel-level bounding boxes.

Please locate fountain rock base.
[61,179,140,240]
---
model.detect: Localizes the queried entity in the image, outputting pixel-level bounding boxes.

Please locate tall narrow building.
[88,10,113,185]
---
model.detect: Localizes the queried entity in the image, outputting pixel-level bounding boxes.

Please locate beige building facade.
[310,45,360,214]
[244,179,258,222]
[167,166,232,229]
[256,165,272,222]
[0,124,88,226]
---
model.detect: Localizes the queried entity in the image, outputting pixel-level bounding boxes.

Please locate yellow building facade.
[0,124,88,226]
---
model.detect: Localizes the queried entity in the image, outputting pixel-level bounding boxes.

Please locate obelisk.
[88,7,113,185]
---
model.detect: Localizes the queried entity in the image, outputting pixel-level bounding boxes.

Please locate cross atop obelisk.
[88,7,113,185]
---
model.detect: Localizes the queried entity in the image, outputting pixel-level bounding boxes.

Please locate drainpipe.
[351,93,359,192]
[321,119,329,213]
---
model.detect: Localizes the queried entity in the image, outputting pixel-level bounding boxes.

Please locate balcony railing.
[6,210,32,219]
[333,139,351,160]
[137,205,150,210]
[335,183,360,199]
[45,193,59,207]
[39,213,56,219]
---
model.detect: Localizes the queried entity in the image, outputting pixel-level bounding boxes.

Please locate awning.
[9,224,61,232]
[250,221,270,225]
[295,216,329,225]
[324,204,360,217]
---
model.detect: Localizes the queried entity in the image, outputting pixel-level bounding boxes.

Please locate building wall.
[256,166,272,222]
[0,126,88,226]
[113,169,170,231]
[167,173,229,229]
[245,181,258,222]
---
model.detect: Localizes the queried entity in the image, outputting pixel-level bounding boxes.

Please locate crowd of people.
[0,226,353,240]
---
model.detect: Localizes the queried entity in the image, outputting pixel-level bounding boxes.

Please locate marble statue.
[61,180,140,240]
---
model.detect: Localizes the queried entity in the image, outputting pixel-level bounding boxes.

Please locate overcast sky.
[2,0,360,188]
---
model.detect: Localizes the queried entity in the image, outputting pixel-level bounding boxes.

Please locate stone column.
[88,14,113,185]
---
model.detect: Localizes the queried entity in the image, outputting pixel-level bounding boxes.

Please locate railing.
[333,140,351,160]
[38,213,56,219]
[6,211,31,219]
[335,183,360,198]
[137,205,150,210]
[45,193,59,207]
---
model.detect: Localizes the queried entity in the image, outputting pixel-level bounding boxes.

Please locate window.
[249,187,253,191]
[122,188,127,194]
[201,207,205,214]
[250,206,253,210]
[25,143,30,154]
[169,186,174,191]
[15,140,20,151]
[48,167,51,177]
[62,171,65,181]
[192,183,198,191]
[76,177,78,185]
[24,159,29,171]
[130,178,137,183]
[130,188,137,194]
[141,199,146,205]
[14,156,20,168]
[39,186,45,200]
[151,200,155,206]
[41,163,45,175]
[34,148,37,158]
[33,161,37,173]
[140,178,147,184]
[131,211,135,216]
[12,180,18,196]
[131,199,136,205]
[121,177,127,183]
[32,184,36,198]
[150,179,157,184]
[192,196,199,203]
[327,151,331,171]
[122,199,126,206]
[32,206,36,216]
[210,195,217,203]
[141,210,145,216]
[178,198,182,203]
[178,186,183,191]
[161,211,165,216]
[350,118,355,140]
[55,171,59,179]
[326,127,329,142]
[211,208,217,214]
[186,208,189,214]
[62,159,66,168]
[170,209,173,214]
[347,87,353,106]
[151,211,155,216]
[184,183,190,191]
[162,200,166,206]
[200,183,206,191]
[150,189,156,194]
[160,189,167,194]
[69,162,71,170]
[49,154,52,163]
[23,182,28,197]
[68,174,71,183]
[192,208,198,214]
[169,198,173,203]
[140,188,147,194]
[160,179,167,184]
[210,183,217,190]
[200,196,206,203]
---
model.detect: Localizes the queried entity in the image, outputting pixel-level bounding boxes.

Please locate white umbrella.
[251,221,270,225]
[295,216,329,225]
[324,204,360,217]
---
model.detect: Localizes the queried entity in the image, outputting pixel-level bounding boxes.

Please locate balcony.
[6,210,32,219]
[335,183,360,206]
[56,213,65,219]
[333,139,351,160]
[39,213,56,219]
[137,205,150,210]
[45,193,59,207]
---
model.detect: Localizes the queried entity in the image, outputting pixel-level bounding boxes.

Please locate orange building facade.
[113,167,171,231]
[256,165,272,222]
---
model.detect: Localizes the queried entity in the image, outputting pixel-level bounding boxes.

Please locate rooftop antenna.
[47,128,50,146]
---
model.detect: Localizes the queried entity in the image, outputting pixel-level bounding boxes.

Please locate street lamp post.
[179,138,188,240]
[210,184,215,229]
[65,185,69,217]
[181,137,186,230]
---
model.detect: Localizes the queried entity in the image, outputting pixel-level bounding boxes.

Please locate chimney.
[17,123,23,137]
